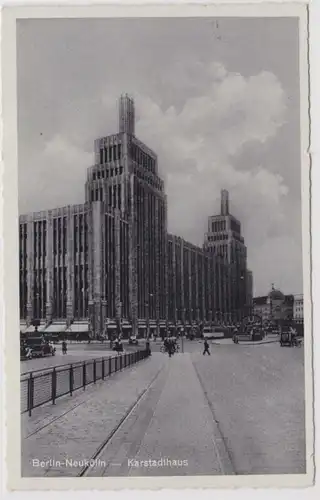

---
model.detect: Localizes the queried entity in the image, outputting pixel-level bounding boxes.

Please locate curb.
[212,339,280,346]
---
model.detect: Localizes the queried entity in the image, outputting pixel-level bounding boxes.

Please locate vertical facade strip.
[26,217,34,324]
[115,209,121,326]
[45,212,53,323]
[66,208,74,324]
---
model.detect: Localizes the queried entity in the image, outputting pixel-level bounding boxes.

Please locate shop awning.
[65,323,89,333]
[44,323,67,333]
[25,324,46,334]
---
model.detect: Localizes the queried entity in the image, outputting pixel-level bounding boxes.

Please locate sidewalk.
[22,354,166,477]
[22,353,233,477]
[119,354,233,476]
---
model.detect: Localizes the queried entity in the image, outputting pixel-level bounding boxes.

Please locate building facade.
[167,235,232,328]
[293,294,304,321]
[203,190,252,321]
[253,288,294,323]
[246,270,253,314]
[19,95,251,336]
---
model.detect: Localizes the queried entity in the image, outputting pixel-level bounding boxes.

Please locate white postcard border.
[0,1,313,491]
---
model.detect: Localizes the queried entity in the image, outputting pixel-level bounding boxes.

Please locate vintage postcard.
[1,1,313,491]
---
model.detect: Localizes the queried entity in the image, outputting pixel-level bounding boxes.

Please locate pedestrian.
[168,339,174,357]
[146,339,151,356]
[203,338,210,355]
[62,340,67,354]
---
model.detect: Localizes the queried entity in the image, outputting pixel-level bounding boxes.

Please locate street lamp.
[146,293,153,340]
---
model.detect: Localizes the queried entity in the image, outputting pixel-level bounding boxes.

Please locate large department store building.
[19,95,252,337]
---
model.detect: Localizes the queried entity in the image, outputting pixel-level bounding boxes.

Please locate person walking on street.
[146,339,151,356]
[62,340,67,355]
[203,338,210,356]
[168,338,175,357]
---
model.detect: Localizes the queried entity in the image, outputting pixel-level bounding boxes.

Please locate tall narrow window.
[108,186,112,207]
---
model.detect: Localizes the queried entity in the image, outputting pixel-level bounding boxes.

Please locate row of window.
[211,219,227,233]
[33,221,47,259]
[90,184,123,210]
[134,166,162,191]
[207,234,228,242]
[208,246,227,258]
[92,165,124,181]
[99,144,122,165]
[53,217,66,256]
[130,142,156,174]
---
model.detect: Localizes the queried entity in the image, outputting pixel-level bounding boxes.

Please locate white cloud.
[19,135,92,213]
[18,61,299,295]
[135,65,289,252]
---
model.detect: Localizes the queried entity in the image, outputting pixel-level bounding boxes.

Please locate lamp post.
[180,309,185,353]
[117,301,122,340]
[146,293,153,340]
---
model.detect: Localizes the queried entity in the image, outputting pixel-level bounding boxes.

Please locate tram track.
[78,362,167,477]
[192,359,236,475]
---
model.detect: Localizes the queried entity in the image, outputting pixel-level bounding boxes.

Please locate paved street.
[21,341,305,477]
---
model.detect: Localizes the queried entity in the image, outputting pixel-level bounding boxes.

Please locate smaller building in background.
[293,294,304,321]
[252,296,270,321]
[253,286,294,323]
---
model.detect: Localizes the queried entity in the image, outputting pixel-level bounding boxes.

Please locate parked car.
[129,334,138,345]
[112,340,124,353]
[25,336,56,357]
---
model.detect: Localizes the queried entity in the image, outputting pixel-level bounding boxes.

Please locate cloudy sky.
[17,17,302,296]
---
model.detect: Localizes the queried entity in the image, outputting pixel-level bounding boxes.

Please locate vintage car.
[25,336,56,357]
[112,340,124,353]
[128,334,138,345]
[280,328,302,347]
[20,343,33,360]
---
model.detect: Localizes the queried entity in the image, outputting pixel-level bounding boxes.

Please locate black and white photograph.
[1,2,313,490]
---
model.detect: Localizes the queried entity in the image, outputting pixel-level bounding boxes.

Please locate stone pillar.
[164,196,169,325]
[92,201,103,337]
[188,249,192,324]
[101,299,107,337]
[65,209,74,324]
[172,236,177,325]
[207,256,213,323]
[180,239,185,326]
[155,198,160,325]
[128,175,138,334]
[144,191,149,334]
[45,211,54,323]
[201,255,206,323]
[114,209,121,325]
[26,217,34,325]
[195,251,199,324]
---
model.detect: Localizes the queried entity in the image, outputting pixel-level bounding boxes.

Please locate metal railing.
[21,349,149,416]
